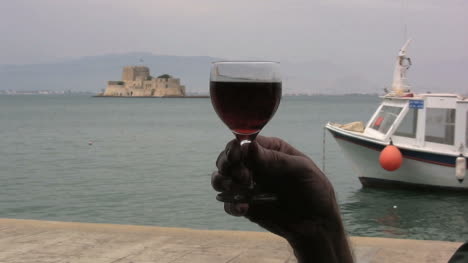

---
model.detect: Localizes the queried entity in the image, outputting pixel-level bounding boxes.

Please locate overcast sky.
[1,0,467,65]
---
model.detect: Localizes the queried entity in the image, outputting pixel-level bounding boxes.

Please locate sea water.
[0,95,467,242]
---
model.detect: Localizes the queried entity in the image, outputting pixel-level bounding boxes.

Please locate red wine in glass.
[210,61,282,203]
[210,81,282,143]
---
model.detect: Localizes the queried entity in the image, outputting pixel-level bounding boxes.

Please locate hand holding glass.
[210,61,282,203]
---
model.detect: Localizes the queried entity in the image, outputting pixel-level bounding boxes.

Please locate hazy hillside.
[0,53,377,94]
[0,53,218,94]
[0,53,466,95]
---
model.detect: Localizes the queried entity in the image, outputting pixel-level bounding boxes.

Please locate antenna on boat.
[391,39,413,95]
[401,0,409,43]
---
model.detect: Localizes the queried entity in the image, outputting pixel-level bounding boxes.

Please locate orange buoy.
[379,145,403,171]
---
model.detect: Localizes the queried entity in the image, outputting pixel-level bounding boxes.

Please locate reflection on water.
[341,188,468,241]
[377,207,406,236]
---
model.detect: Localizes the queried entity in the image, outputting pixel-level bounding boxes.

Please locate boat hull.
[327,127,468,191]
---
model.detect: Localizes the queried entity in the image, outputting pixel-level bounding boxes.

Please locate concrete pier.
[0,218,462,263]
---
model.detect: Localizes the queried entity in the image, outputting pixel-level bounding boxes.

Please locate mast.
[391,39,412,95]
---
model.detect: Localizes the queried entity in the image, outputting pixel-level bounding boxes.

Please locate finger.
[211,171,249,192]
[226,140,242,163]
[215,150,226,170]
[230,164,251,185]
[216,139,242,173]
[211,171,232,192]
[215,153,251,183]
[215,139,236,169]
[224,203,249,217]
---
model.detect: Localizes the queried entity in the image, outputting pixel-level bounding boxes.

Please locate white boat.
[326,40,468,190]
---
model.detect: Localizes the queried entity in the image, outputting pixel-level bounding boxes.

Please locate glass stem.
[240,140,251,146]
[235,132,258,145]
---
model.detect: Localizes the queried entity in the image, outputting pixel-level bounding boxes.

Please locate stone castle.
[103,66,186,97]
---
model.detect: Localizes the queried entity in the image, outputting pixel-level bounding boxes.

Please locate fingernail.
[233,203,249,216]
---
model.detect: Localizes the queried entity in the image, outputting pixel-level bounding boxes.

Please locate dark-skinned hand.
[211,136,353,263]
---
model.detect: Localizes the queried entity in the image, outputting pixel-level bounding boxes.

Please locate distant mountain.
[0,53,465,95]
[0,53,219,93]
[0,53,377,94]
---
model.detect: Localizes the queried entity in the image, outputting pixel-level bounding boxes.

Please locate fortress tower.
[122,66,150,81]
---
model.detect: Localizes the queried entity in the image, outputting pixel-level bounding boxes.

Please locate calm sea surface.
[0,95,467,242]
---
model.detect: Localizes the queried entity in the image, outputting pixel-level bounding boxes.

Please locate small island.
[100,66,189,97]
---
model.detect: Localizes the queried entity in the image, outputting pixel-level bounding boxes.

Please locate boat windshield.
[369,105,402,134]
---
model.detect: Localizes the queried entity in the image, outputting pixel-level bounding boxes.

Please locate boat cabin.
[326,39,467,189]
[364,94,468,156]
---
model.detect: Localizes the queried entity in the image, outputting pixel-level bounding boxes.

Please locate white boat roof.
[381,93,466,101]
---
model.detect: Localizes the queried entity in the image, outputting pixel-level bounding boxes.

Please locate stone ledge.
[0,218,462,263]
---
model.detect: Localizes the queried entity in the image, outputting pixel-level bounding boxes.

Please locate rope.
[322,126,326,173]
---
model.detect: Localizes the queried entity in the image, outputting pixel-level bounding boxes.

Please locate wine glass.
[210,61,282,203]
